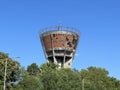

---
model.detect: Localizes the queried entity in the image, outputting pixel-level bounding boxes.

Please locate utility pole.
[4,58,7,90]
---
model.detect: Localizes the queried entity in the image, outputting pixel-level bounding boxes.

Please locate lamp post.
[3,58,7,90]
[82,78,85,90]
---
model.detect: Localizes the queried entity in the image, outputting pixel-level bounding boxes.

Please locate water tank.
[39,26,80,68]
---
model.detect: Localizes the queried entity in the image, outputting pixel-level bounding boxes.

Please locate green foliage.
[0,52,120,90]
[80,66,120,90]
[0,52,20,90]
[40,63,81,90]
[13,74,43,90]
[40,62,58,72]
[27,63,39,76]
[12,63,120,90]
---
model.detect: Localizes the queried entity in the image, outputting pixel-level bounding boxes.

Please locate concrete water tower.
[39,26,80,68]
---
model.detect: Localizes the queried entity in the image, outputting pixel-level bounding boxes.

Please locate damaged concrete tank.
[39,26,80,68]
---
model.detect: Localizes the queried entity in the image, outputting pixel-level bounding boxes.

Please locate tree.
[80,66,120,90]
[27,63,39,76]
[40,62,57,72]
[40,63,81,90]
[13,74,43,90]
[0,52,20,90]
[6,62,120,90]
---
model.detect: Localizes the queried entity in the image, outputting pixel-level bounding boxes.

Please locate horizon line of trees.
[0,52,120,90]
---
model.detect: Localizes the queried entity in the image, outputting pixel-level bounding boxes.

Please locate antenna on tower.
[58,23,62,30]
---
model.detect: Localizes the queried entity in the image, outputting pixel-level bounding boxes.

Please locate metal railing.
[39,26,80,36]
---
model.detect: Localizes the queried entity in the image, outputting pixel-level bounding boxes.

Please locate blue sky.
[0,0,120,79]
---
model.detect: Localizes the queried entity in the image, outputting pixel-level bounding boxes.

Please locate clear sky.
[0,0,120,79]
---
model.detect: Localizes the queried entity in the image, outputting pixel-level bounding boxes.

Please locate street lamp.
[3,58,7,90]
[82,78,85,90]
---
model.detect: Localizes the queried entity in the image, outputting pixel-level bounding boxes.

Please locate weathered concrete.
[40,28,79,68]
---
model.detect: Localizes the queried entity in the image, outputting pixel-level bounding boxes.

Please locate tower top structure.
[39,26,80,68]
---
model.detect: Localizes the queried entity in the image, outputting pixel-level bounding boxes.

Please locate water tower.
[39,26,80,68]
